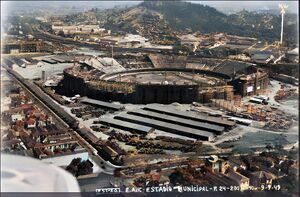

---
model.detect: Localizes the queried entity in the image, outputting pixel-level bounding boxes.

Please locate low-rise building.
[52,25,108,36]
[205,155,229,174]
[178,34,200,51]
[249,171,277,188]
[2,40,45,54]
[285,47,299,63]
[11,114,25,122]
[226,170,250,191]
[250,51,274,64]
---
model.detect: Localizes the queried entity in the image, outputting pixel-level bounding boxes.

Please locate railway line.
[3,65,123,170]
[33,28,171,53]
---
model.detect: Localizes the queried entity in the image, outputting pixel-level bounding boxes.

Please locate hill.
[103,6,178,45]
[139,1,297,43]
[63,1,298,45]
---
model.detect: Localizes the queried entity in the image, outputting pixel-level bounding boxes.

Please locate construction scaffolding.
[88,80,135,93]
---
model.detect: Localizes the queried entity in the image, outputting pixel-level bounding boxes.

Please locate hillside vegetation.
[140,1,297,43]
[61,1,298,44]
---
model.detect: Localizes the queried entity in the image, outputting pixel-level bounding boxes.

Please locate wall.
[60,71,200,104]
[230,73,268,97]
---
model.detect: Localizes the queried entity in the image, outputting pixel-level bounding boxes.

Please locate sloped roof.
[27,118,36,125]
[287,47,299,55]
[227,170,249,183]
[251,171,277,180]
[212,60,252,77]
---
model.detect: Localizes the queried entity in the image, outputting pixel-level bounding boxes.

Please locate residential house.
[206,155,230,174]
[250,171,277,188]
[26,118,36,129]
[226,170,250,191]
[11,114,25,122]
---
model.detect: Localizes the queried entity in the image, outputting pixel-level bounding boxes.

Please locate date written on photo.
[96,185,281,194]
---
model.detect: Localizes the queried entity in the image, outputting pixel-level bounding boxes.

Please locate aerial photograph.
[0,1,298,197]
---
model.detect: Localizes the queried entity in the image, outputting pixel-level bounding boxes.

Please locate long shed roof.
[144,105,235,128]
[98,118,153,134]
[80,98,124,111]
[114,114,214,141]
[128,109,224,134]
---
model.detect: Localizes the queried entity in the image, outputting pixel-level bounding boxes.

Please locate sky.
[192,1,299,14]
[1,1,299,15]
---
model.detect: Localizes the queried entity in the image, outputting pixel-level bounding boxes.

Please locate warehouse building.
[114,114,214,141]
[80,98,125,111]
[143,105,236,129]
[98,118,154,135]
[128,109,224,135]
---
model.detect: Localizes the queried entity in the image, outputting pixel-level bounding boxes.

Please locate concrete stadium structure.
[59,55,268,104]
[60,67,234,104]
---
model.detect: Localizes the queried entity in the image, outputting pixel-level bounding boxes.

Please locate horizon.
[1,1,299,16]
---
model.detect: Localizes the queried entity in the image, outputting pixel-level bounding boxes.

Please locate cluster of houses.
[1,89,89,167]
[204,155,276,191]
[178,33,257,52]
[129,153,297,192]
[52,24,110,36]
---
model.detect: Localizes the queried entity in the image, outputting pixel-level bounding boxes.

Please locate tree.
[58,30,65,37]
[66,164,78,176]
[66,158,94,177]
[169,169,186,185]
[77,160,93,176]
[70,158,82,166]
[144,167,151,174]
[265,144,274,152]
[70,144,78,152]
[274,144,283,150]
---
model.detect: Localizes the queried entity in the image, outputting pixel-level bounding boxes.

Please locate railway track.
[3,66,126,171]
[4,66,96,152]
[33,28,171,53]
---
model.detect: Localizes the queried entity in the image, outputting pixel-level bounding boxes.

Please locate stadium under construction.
[58,55,269,104]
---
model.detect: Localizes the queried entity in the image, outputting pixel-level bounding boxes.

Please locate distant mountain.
[103,5,178,45]
[139,1,297,42]
[195,1,299,15]
[226,10,298,44]
[56,1,297,45]
[141,1,230,32]
[3,1,140,16]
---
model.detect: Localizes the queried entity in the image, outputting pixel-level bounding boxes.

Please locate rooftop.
[128,109,224,134]
[98,117,154,134]
[114,113,214,141]
[80,97,124,111]
[226,170,249,183]
[144,105,236,128]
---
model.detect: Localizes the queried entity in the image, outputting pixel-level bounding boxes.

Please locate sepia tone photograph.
[0,1,299,196]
